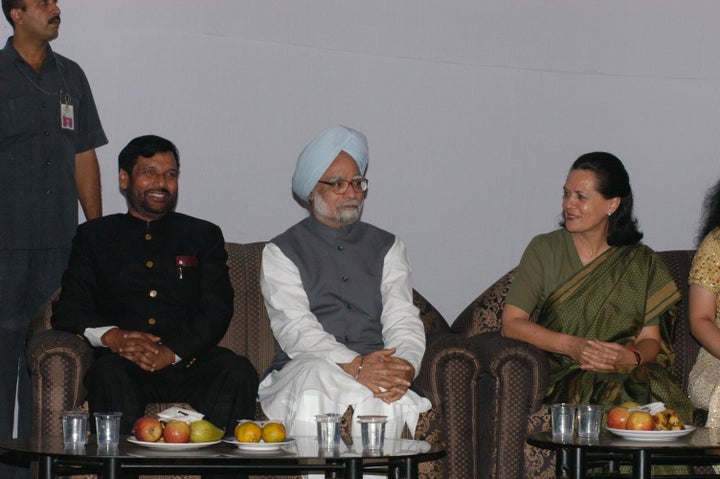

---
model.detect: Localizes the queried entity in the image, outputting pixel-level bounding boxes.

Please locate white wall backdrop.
[6,0,720,322]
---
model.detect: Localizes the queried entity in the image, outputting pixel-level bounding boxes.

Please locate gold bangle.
[629,345,642,366]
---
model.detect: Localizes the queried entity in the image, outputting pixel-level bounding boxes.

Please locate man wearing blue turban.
[258,125,431,444]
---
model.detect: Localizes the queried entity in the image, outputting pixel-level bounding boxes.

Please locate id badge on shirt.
[61,93,74,130]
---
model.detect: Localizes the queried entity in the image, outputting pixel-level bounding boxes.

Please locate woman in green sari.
[501,152,693,423]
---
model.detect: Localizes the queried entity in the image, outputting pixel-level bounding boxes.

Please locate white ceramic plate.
[127,436,221,450]
[222,437,296,451]
[606,425,696,442]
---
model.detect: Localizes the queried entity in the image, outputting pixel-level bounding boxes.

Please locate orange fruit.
[262,422,286,443]
[234,422,262,442]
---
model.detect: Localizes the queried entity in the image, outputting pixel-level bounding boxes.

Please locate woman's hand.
[503,304,663,371]
[577,324,661,371]
[578,339,637,370]
[503,305,597,360]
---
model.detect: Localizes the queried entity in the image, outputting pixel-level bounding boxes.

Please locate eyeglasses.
[317,178,369,194]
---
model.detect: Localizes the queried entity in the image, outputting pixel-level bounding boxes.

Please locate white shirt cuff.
[84,326,117,347]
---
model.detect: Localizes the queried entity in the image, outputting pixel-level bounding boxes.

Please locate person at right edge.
[501,153,693,441]
[688,178,720,427]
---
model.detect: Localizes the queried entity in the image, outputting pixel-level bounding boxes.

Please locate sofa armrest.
[414,331,485,479]
[477,331,549,413]
[474,331,549,479]
[26,329,94,441]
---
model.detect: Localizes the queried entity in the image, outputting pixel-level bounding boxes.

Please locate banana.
[651,408,684,431]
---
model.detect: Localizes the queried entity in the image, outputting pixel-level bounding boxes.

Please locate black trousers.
[84,346,259,435]
[0,249,70,479]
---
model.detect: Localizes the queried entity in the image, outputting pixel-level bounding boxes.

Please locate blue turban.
[292,125,369,202]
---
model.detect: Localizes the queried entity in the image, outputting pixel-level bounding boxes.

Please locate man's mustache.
[49,15,60,24]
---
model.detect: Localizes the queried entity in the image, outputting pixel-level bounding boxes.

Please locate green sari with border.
[539,244,694,423]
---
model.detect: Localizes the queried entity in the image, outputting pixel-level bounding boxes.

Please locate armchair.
[449,250,701,479]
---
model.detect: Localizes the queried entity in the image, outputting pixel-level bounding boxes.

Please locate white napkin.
[156,407,204,423]
[628,402,666,415]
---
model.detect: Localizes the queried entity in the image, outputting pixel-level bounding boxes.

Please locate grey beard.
[312,195,363,226]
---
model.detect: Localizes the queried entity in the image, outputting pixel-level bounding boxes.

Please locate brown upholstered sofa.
[450,250,702,479]
[26,241,487,479]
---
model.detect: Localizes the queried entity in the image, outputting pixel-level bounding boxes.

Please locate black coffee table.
[527,427,720,479]
[0,435,443,479]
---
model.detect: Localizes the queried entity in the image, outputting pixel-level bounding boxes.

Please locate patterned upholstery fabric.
[658,250,699,393]
[26,242,452,479]
[219,242,275,378]
[450,269,516,337]
[447,250,704,479]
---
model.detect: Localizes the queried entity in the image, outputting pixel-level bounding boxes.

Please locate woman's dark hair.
[697,179,720,245]
[562,151,643,246]
[118,135,179,175]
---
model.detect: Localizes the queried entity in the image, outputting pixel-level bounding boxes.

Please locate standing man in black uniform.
[0,1,106,476]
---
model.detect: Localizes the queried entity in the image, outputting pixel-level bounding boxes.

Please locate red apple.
[133,416,163,442]
[626,411,653,431]
[607,406,631,429]
[163,420,191,443]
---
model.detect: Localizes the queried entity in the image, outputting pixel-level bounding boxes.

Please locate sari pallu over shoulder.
[538,244,691,420]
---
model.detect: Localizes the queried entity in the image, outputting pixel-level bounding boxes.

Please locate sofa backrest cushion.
[450,268,516,337]
[219,242,275,378]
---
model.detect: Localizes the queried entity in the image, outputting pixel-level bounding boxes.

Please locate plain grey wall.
[7,0,719,322]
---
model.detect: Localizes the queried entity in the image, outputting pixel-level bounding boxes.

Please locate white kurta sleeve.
[380,238,425,375]
[261,242,359,365]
